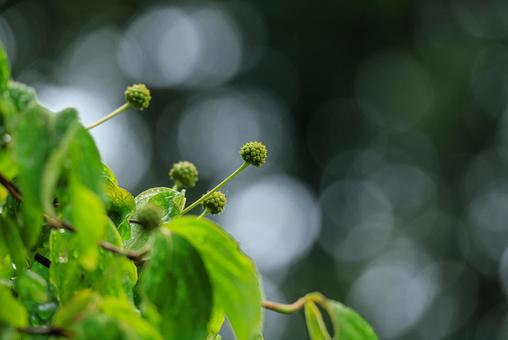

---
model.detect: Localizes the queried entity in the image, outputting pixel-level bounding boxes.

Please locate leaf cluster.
[0,45,377,340]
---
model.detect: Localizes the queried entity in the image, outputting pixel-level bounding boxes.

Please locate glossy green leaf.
[101,297,163,340]
[165,216,263,340]
[50,218,137,302]
[208,308,225,338]
[0,149,16,183]
[7,81,37,113]
[41,122,79,216]
[52,289,101,327]
[76,315,124,339]
[102,163,118,185]
[16,269,49,304]
[104,177,135,229]
[326,300,378,340]
[54,290,161,340]
[87,220,137,299]
[0,215,27,271]
[140,229,213,339]
[70,178,106,271]
[68,121,104,200]
[125,187,184,250]
[49,230,86,303]
[0,285,28,327]
[135,187,185,222]
[12,105,52,247]
[102,164,135,238]
[305,301,331,340]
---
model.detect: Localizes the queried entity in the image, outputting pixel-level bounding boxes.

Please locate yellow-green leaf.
[70,178,106,271]
[0,285,28,327]
[165,216,263,340]
[327,300,378,340]
[305,301,331,340]
[140,229,213,339]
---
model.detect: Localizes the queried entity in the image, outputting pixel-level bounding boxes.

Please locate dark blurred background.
[3,0,508,338]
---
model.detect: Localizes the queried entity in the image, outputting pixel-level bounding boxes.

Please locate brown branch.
[0,171,144,263]
[44,214,76,232]
[18,326,71,337]
[0,172,75,232]
[0,172,22,201]
[99,241,147,263]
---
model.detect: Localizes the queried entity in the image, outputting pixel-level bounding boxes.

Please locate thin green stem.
[86,103,130,130]
[262,292,327,314]
[181,162,249,215]
[197,208,209,219]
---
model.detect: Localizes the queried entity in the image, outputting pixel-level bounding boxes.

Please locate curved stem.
[197,208,209,219]
[262,292,327,314]
[86,103,130,130]
[181,162,249,215]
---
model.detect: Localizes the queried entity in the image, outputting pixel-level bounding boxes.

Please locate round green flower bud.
[169,161,199,189]
[124,83,151,110]
[202,191,227,215]
[240,141,267,167]
[134,204,163,231]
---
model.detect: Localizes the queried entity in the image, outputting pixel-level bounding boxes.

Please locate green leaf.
[54,290,162,340]
[125,187,184,251]
[68,120,104,200]
[0,215,27,271]
[165,216,263,340]
[208,308,224,338]
[7,81,37,113]
[12,105,52,247]
[104,178,135,229]
[101,297,163,340]
[0,44,9,92]
[305,301,331,340]
[102,163,118,185]
[50,219,137,302]
[0,148,16,182]
[86,220,137,299]
[0,285,28,327]
[69,178,107,271]
[41,122,79,215]
[49,230,86,303]
[140,229,213,340]
[16,269,49,304]
[102,164,135,237]
[326,300,378,340]
[52,289,101,327]
[44,108,105,204]
[76,315,124,339]
[135,187,185,222]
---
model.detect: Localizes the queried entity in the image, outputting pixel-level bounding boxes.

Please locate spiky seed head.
[202,191,227,215]
[134,204,163,231]
[125,83,151,110]
[240,141,267,167]
[169,161,198,189]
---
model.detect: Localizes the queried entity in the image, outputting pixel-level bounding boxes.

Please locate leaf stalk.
[182,162,249,215]
[86,103,130,130]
